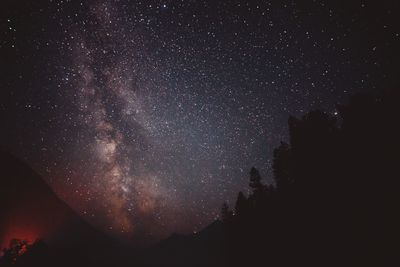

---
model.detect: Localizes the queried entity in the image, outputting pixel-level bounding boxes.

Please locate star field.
[1,0,399,243]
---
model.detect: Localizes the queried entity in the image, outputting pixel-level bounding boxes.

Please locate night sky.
[1,0,399,243]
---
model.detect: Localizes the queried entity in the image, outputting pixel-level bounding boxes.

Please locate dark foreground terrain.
[1,90,399,267]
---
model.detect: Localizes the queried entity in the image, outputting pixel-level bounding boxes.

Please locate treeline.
[221,90,400,267]
[0,239,48,267]
[1,90,399,267]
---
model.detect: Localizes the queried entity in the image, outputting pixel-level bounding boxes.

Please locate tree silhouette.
[219,90,400,267]
[1,239,29,264]
[234,191,248,217]
[0,239,46,266]
[249,167,263,190]
[220,202,232,223]
[272,142,292,194]
[1,90,398,267]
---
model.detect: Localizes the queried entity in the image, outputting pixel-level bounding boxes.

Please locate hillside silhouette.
[217,90,400,267]
[1,89,399,266]
[0,151,129,267]
[138,90,400,267]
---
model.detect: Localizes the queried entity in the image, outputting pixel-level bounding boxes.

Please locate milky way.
[1,0,399,243]
[67,1,195,240]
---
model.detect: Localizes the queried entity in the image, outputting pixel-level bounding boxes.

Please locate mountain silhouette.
[1,90,399,267]
[140,220,225,267]
[0,149,127,267]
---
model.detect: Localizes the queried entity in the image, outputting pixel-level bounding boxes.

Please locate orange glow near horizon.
[1,225,39,251]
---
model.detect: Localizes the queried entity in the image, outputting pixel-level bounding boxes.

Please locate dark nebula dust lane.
[1,0,399,243]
